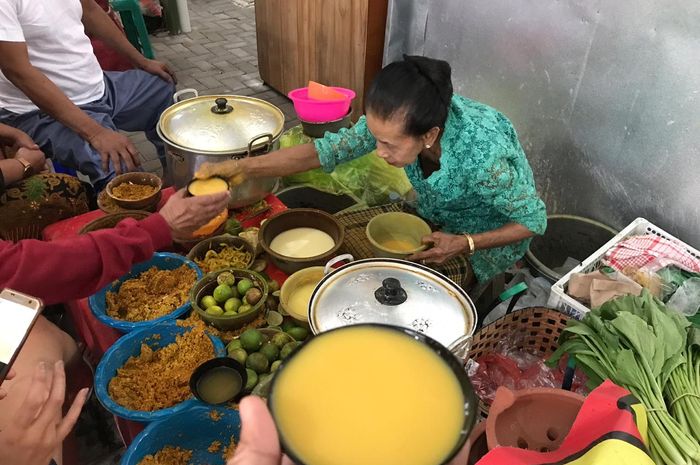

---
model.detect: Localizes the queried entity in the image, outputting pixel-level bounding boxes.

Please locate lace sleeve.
[313,116,377,173]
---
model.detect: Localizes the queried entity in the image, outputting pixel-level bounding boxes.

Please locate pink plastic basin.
[288,87,356,123]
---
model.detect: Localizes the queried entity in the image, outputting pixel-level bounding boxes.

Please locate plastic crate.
[547,217,700,319]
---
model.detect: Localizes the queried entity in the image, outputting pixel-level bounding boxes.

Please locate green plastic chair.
[110,0,155,59]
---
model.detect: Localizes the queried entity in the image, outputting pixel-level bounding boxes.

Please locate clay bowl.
[106,172,162,210]
[486,387,584,452]
[259,208,344,275]
[79,211,151,234]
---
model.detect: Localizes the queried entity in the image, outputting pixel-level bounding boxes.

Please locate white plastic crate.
[547,217,700,319]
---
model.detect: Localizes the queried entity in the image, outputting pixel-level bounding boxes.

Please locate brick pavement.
[132,0,298,177]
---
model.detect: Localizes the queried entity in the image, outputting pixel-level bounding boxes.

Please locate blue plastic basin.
[89,252,202,333]
[95,322,225,423]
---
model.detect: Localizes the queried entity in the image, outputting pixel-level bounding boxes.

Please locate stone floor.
[77,1,295,463]
[130,0,298,177]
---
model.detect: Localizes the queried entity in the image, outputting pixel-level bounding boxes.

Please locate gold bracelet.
[462,234,475,257]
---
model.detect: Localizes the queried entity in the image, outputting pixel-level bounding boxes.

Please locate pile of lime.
[226,323,309,393]
[199,271,263,317]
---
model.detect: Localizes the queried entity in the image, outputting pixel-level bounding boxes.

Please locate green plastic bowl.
[366,212,432,259]
[191,268,269,330]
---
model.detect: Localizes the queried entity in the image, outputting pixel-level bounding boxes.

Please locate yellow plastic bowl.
[366,212,432,259]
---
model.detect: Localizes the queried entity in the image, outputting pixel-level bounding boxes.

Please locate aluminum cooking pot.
[307,256,477,355]
[157,89,285,208]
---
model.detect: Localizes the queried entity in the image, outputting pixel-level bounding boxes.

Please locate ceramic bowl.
[105,172,162,210]
[366,212,432,259]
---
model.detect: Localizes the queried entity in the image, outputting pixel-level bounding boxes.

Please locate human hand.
[195,160,247,186]
[227,396,293,465]
[88,128,141,175]
[409,231,469,265]
[158,188,230,240]
[0,361,88,465]
[16,146,46,173]
[137,58,177,84]
[0,368,16,400]
[3,127,39,150]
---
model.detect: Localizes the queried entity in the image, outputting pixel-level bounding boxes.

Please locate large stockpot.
[157,89,285,209]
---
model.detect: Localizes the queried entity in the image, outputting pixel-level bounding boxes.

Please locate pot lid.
[308,258,476,347]
[159,95,285,154]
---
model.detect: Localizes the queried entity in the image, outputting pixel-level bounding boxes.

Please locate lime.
[271,332,293,348]
[213,284,234,303]
[259,342,280,363]
[270,360,282,372]
[223,311,237,316]
[266,311,284,327]
[224,297,242,313]
[239,329,264,352]
[287,326,309,341]
[237,278,254,296]
[206,305,224,316]
[245,368,258,391]
[281,321,296,332]
[217,272,236,287]
[246,352,269,374]
[238,304,253,315]
[267,280,280,293]
[229,348,247,365]
[226,339,242,352]
[280,341,301,359]
[200,295,217,309]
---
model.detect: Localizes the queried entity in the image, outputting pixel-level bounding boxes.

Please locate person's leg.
[0,108,119,192]
[0,316,79,465]
[104,70,175,166]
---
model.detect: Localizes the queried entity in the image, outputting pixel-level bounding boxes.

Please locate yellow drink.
[188,177,229,196]
[381,236,419,252]
[286,282,316,321]
[270,325,466,465]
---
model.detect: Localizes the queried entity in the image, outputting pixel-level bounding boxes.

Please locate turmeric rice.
[108,327,214,411]
[136,446,192,465]
[106,265,196,322]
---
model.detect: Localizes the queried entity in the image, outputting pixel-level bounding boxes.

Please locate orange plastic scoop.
[308,81,346,101]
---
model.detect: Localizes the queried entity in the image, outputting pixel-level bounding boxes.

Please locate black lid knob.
[375,277,407,306]
[211,98,233,114]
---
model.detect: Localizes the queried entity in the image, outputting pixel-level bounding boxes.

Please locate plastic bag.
[666,277,700,316]
[468,333,588,405]
[279,126,413,207]
[482,267,553,326]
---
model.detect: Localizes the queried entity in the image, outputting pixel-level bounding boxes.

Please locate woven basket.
[79,211,151,234]
[467,306,570,417]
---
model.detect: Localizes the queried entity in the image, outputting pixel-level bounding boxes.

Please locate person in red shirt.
[0,129,230,465]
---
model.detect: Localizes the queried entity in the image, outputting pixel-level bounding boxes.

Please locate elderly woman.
[198,55,547,284]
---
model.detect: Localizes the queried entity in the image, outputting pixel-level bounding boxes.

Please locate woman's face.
[365,111,426,168]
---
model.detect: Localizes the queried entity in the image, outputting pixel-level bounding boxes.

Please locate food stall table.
[42,188,288,444]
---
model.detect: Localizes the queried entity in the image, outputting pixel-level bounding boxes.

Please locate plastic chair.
[110,0,155,59]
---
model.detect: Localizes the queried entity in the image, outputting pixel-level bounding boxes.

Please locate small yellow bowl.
[279,267,324,328]
[366,212,432,259]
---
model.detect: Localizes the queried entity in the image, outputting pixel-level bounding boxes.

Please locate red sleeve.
[0,214,172,305]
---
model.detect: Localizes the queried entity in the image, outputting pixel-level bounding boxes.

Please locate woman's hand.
[0,361,88,465]
[409,231,469,265]
[195,160,247,186]
[16,147,47,173]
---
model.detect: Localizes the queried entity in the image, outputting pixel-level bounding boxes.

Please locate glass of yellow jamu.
[268,324,478,465]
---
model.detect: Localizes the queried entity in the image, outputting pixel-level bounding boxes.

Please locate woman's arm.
[409,224,534,265]
[196,117,378,181]
[0,148,46,186]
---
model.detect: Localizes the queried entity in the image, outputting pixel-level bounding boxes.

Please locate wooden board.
[255,0,388,121]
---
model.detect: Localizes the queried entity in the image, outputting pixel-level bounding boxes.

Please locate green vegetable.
[549,290,700,465]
